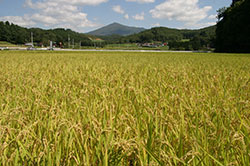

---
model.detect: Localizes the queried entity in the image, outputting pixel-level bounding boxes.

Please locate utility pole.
[31,32,34,47]
[72,39,74,49]
[50,41,53,50]
[68,34,70,48]
[80,41,81,49]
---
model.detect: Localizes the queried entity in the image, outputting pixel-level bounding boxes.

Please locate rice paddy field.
[0,51,249,165]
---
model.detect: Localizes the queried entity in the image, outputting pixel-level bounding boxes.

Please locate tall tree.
[232,0,241,6]
[216,0,250,53]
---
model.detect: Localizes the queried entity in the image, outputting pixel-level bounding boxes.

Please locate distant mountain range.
[87,22,146,36]
[0,21,216,51]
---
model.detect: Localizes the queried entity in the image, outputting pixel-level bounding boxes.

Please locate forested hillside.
[118,26,216,50]
[0,21,91,47]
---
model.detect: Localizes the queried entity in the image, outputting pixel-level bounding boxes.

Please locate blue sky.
[0,0,231,32]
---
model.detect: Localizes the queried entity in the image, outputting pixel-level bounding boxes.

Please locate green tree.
[216,0,250,52]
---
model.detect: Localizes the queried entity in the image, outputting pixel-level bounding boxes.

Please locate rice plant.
[0,51,249,165]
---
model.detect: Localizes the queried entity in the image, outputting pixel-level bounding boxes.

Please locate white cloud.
[126,0,155,3]
[186,21,216,28]
[208,14,217,20]
[55,0,108,5]
[132,12,145,21]
[25,0,108,7]
[152,23,160,27]
[124,14,129,19]
[150,0,212,27]
[112,5,130,20]
[1,0,108,32]
[0,15,35,27]
[112,5,125,14]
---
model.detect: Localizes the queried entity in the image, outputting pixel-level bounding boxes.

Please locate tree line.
[0,21,92,47]
[119,26,216,51]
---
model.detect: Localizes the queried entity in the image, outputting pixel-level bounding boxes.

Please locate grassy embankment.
[0,51,249,165]
[103,43,169,50]
[0,41,17,47]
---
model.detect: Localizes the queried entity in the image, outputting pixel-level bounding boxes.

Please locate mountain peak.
[87,23,145,36]
[110,22,121,25]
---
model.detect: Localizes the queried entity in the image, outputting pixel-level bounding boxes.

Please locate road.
[3,47,211,53]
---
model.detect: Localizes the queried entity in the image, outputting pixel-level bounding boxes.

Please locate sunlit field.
[0,51,249,165]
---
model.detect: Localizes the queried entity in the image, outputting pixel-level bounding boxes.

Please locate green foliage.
[96,35,122,43]
[216,0,250,52]
[0,51,249,165]
[0,22,29,44]
[125,27,182,43]
[0,41,17,47]
[0,21,91,47]
[123,26,216,51]
[217,7,227,20]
